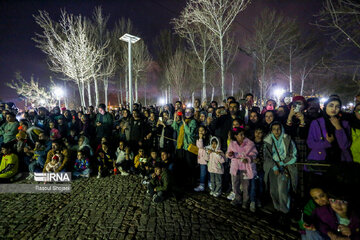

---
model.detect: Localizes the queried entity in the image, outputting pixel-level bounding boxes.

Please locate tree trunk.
[87,81,92,107]
[252,51,257,95]
[64,81,68,108]
[135,75,138,103]
[202,62,207,102]
[94,78,99,107]
[300,75,305,96]
[211,85,215,102]
[165,88,168,104]
[119,76,123,105]
[220,37,225,101]
[104,78,108,108]
[125,74,128,105]
[144,82,147,106]
[191,91,195,105]
[168,85,171,103]
[260,65,265,107]
[289,46,293,92]
[117,92,120,106]
[231,74,234,96]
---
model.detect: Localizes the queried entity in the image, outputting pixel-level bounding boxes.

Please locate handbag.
[187,143,199,155]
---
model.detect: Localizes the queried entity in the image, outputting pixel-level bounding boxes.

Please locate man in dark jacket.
[95,104,113,144]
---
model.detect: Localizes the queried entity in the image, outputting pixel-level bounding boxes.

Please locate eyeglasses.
[329,198,348,205]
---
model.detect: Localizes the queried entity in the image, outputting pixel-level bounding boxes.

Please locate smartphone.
[294,103,301,113]
[208,112,212,118]
[139,158,147,163]
[159,117,163,122]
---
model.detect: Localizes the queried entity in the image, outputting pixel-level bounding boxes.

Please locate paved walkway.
[0,175,299,239]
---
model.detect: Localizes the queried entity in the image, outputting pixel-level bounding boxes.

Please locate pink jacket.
[226,138,258,179]
[196,139,208,165]
[206,136,225,174]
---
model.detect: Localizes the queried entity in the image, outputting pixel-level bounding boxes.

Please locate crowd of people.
[1,92,360,239]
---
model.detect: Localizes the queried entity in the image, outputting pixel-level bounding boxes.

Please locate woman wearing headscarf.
[350,102,360,163]
[307,97,352,164]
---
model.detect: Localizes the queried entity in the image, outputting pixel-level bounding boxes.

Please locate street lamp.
[273,88,285,105]
[120,33,141,111]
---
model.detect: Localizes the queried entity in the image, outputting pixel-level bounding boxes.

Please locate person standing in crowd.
[264,122,297,225]
[206,136,225,198]
[261,99,277,114]
[226,127,258,209]
[350,103,360,163]
[305,98,322,122]
[172,107,197,188]
[307,97,352,165]
[157,111,174,154]
[129,109,146,153]
[194,126,210,192]
[95,104,113,144]
[263,110,277,134]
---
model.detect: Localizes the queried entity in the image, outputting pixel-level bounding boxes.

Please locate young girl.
[206,137,225,197]
[194,126,210,192]
[114,140,132,176]
[226,127,258,209]
[73,150,90,178]
[49,121,61,141]
[96,143,115,178]
[134,147,148,177]
[45,154,62,173]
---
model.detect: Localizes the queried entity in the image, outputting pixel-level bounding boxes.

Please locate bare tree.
[246,9,298,102]
[7,73,57,107]
[173,14,213,102]
[165,50,189,101]
[33,10,108,107]
[181,0,251,100]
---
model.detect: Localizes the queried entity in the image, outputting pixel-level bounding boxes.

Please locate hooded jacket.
[226,137,257,179]
[196,138,208,165]
[263,125,298,191]
[206,136,225,174]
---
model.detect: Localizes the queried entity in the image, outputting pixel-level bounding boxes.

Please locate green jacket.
[95,112,114,138]
[0,121,19,143]
[351,128,360,164]
[298,199,316,230]
[171,119,197,151]
[150,169,171,192]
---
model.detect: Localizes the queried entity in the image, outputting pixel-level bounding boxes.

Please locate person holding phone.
[307,97,352,164]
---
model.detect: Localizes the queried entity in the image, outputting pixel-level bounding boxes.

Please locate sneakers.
[194,184,205,192]
[210,191,215,196]
[120,170,129,176]
[250,202,256,212]
[208,182,213,191]
[227,192,235,200]
[97,172,101,179]
[142,180,149,185]
[213,192,221,198]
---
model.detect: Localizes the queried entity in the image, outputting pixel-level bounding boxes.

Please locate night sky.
[0,0,324,106]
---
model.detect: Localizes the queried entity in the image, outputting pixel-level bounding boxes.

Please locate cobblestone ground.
[0,175,299,240]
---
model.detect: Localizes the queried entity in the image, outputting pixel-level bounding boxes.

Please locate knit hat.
[16,131,27,140]
[52,154,60,162]
[292,95,306,103]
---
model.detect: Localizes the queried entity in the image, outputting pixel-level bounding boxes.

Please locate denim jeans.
[199,164,208,185]
[73,169,90,178]
[249,171,264,203]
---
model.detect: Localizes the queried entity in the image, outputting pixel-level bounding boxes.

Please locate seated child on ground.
[148,163,171,203]
[96,142,115,178]
[113,140,133,176]
[45,154,62,173]
[73,150,90,178]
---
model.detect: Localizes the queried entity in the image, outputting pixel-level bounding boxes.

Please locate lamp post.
[120,33,140,112]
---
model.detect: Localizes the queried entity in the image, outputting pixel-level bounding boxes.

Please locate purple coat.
[312,205,360,239]
[307,118,352,162]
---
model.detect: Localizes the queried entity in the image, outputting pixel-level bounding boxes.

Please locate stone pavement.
[0,175,299,240]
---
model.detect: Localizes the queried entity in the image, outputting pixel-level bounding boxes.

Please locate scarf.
[176,118,191,149]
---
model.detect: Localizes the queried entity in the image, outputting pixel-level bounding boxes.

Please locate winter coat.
[172,118,197,151]
[206,136,225,174]
[43,148,69,173]
[226,138,258,179]
[196,139,208,165]
[307,117,352,162]
[95,112,114,139]
[263,129,298,192]
[351,128,360,164]
[312,205,360,240]
[0,121,19,143]
[0,153,19,178]
[150,169,171,192]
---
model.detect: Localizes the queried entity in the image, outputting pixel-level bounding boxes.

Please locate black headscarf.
[323,97,342,136]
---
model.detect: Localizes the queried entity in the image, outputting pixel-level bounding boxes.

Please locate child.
[160,150,173,171]
[73,150,90,178]
[194,126,209,192]
[114,141,133,176]
[226,127,258,209]
[249,126,265,212]
[45,154,62,173]
[49,121,61,141]
[96,142,115,178]
[206,137,225,197]
[147,149,161,175]
[27,140,48,179]
[134,147,148,177]
[148,163,171,203]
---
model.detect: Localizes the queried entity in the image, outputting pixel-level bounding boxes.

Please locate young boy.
[148,163,171,203]
[0,143,19,182]
[134,147,148,177]
[249,126,265,212]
